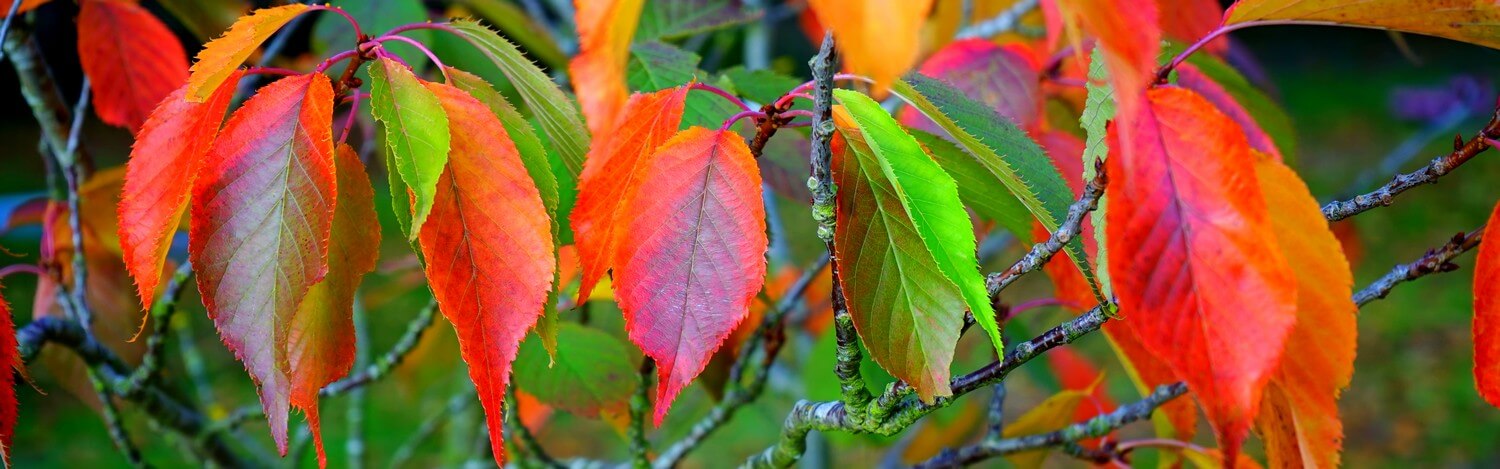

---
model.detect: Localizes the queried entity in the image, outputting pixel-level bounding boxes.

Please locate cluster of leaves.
[3,0,1500,467]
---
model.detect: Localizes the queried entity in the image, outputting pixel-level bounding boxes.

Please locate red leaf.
[1176,63,1281,160]
[0,285,15,466]
[1054,0,1160,115]
[119,71,241,313]
[1474,202,1500,408]
[1251,156,1356,467]
[418,82,556,465]
[0,0,49,17]
[189,73,337,454]
[613,127,768,424]
[288,144,380,468]
[1160,0,1227,55]
[571,87,690,300]
[899,39,1041,132]
[78,0,189,131]
[1106,86,1297,460]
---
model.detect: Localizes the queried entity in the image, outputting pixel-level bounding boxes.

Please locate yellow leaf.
[569,0,647,135]
[1251,154,1356,468]
[1000,375,1103,469]
[808,0,935,97]
[1226,0,1500,50]
[186,4,309,102]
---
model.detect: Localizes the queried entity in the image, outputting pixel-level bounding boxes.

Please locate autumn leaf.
[118,71,240,312]
[1225,0,1500,50]
[0,284,15,467]
[807,0,934,96]
[571,86,689,300]
[899,39,1042,133]
[1106,86,1297,460]
[368,57,451,240]
[418,81,555,465]
[288,144,380,468]
[0,0,48,16]
[78,0,190,131]
[833,91,994,356]
[1002,375,1103,469]
[1251,155,1356,468]
[613,127,767,423]
[1176,63,1282,161]
[831,111,965,402]
[1473,202,1500,408]
[188,73,337,454]
[570,0,649,135]
[1053,0,1160,115]
[186,4,309,102]
[1160,0,1226,55]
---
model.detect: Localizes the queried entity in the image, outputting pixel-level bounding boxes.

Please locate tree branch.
[117,262,194,396]
[909,382,1189,469]
[954,0,1038,39]
[1354,229,1483,306]
[320,300,438,397]
[986,162,1107,296]
[1322,104,1500,221]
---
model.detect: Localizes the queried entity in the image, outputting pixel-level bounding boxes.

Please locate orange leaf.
[1175,63,1281,161]
[615,127,767,424]
[1106,86,1297,461]
[0,0,49,16]
[186,4,309,102]
[569,0,648,135]
[119,70,241,312]
[418,82,556,465]
[188,73,337,454]
[288,144,380,468]
[807,0,934,97]
[1473,202,1500,408]
[1225,0,1500,50]
[571,86,690,300]
[78,0,190,131]
[1252,155,1356,468]
[1053,0,1160,115]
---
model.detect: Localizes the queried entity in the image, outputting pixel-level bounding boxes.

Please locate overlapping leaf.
[1251,155,1356,468]
[368,57,451,239]
[807,0,934,96]
[185,4,308,102]
[288,144,380,468]
[418,81,555,465]
[1164,41,1297,159]
[1106,86,1297,460]
[570,0,648,134]
[1474,203,1500,408]
[1160,0,1226,55]
[635,0,759,41]
[1226,0,1500,50]
[0,285,15,466]
[1054,0,1160,115]
[78,0,189,131]
[1001,376,1102,469]
[119,71,240,311]
[613,127,766,423]
[831,110,964,402]
[833,91,993,356]
[189,73,336,454]
[1177,64,1282,161]
[571,86,689,300]
[891,74,1098,297]
[515,324,636,417]
[0,0,48,16]
[899,39,1041,132]
[910,130,1032,245]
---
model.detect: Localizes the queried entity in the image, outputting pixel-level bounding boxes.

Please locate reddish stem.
[0,263,47,281]
[315,49,360,74]
[243,66,300,77]
[308,5,364,40]
[721,110,768,131]
[691,82,752,111]
[339,92,363,144]
[1154,20,1306,83]
[373,34,451,81]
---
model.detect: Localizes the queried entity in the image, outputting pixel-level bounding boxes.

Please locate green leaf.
[368,58,451,240]
[910,129,1034,245]
[634,0,760,41]
[720,66,802,105]
[456,0,568,69]
[891,74,1100,300]
[834,90,997,357]
[830,104,964,402]
[1081,49,1114,298]
[447,19,590,186]
[514,323,637,416]
[624,41,742,130]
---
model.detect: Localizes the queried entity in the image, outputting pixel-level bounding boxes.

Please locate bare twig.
[987,164,1107,296]
[1354,229,1483,306]
[909,383,1189,469]
[1323,105,1500,221]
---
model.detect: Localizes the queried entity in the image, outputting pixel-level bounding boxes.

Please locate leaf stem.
[314,49,360,75]
[721,110,768,131]
[308,5,364,41]
[691,82,752,111]
[372,34,451,81]
[243,66,301,77]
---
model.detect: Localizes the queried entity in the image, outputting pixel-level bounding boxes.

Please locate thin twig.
[320,300,438,397]
[987,164,1107,296]
[1354,229,1483,306]
[909,383,1189,469]
[117,262,194,397]
[387,390,475,468]
[347,296,371,469]
[508,386,563,468]
[1323,104,1500,222]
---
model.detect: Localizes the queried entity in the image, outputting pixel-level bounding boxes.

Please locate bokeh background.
[2,0,1499,467]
